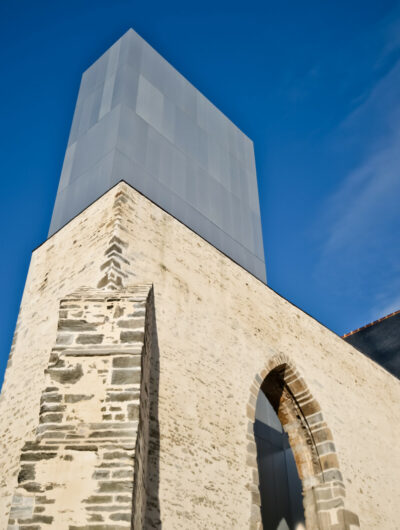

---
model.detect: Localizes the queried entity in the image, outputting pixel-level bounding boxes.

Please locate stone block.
[111,369,140,385]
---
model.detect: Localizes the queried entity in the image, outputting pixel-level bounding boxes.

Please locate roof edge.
[342,309,400,338]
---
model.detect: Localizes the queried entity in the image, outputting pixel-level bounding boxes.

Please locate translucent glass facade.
[49,29,266,282]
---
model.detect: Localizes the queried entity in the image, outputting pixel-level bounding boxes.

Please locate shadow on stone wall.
[144,290,162,528]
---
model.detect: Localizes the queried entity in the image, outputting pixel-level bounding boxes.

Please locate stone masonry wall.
[0,188,132,524]
[1,182,399,529]
[7,285,153,529]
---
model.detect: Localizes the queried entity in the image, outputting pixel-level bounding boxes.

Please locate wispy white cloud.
[323,58,400,251]
[315,56,400,325]
[372,293,400,322]
[322,128,400,256]
[374,7,400,69]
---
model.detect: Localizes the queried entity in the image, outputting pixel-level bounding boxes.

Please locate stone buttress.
[7,285,154,529]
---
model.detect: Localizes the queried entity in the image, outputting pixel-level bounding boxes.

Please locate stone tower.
[0,29,399,530]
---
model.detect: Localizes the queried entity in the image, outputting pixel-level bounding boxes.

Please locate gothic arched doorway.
[248,356,360,530]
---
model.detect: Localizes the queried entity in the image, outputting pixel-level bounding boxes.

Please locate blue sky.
[1,0,399,386]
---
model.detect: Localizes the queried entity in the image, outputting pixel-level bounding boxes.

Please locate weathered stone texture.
[6,285,152,529]
[0,182,399,529]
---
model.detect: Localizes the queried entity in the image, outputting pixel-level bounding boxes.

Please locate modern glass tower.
[49,29,266,283]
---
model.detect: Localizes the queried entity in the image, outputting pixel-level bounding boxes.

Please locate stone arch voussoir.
[246,354,360,530]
